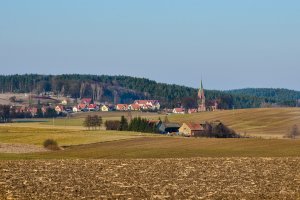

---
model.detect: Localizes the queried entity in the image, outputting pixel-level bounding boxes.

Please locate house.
[128,104,140,111]
[101,105,109,112]
[61,99,68,105]
[134,100,160,110]
[173,108,185,114]
[41,106,48,115]
[188,109,198,114]
[179,122,205,137]
[73,106,79,113]
[157,122,181,134]
[81,98,92,105]
[116,104,128,111]
[88,104,97,111]
[28,107,38,117]
[55,105,64,114]
[78,104,87,111]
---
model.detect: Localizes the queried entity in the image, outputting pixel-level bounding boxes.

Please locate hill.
[227,88,300,107]
[0,74,299,108]
[168,108,300,138]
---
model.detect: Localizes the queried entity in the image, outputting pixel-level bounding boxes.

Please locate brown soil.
[0,158,300,199]
[0,143,48,154]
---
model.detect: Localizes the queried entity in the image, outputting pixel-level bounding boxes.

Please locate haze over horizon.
[1,1,299,90]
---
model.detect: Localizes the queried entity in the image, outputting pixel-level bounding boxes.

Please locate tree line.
[0,74,299,108]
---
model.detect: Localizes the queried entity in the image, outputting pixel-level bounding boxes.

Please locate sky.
[0,0,299,90]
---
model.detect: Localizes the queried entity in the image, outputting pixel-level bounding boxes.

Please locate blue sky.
[0,1,299,90]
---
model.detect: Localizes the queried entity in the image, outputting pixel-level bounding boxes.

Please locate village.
[1,81,230,137]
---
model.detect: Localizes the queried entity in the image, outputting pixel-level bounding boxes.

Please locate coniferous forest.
[0,74,299,109]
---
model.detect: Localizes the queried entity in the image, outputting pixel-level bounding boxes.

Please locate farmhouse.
[179,122,205,137]
[157,122,181,134]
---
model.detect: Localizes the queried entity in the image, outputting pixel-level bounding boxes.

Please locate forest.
[0,74,299,109]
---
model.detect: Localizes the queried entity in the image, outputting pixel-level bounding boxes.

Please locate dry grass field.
[1,108,300,199]
[169,108,300,138]
[1,158,300,199]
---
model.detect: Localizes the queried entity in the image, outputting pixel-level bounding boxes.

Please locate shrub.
[105,120,121,130]
[285,125,300,139]
[43,139,60,150]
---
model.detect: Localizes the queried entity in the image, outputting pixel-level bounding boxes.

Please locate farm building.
[179,122,205,137]
[157,122,181,134]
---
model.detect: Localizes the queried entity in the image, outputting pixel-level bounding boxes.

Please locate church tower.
[197,80,206,112]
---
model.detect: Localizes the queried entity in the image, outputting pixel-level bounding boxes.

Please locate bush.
[43,139,60,150]
[285,125,300,139]
[105,120,121,130]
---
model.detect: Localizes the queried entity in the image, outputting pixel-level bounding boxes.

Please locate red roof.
[130,104,140,109]
[185,123,204,131]
[78,104,87,109]
[173,108,184,113]
[88,104,97,109]
[116,104,128,109]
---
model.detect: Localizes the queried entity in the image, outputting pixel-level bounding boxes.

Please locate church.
[197,80,218,112]
[197,80,206,112]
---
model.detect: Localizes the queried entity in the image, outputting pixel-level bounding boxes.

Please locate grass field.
[37,111,162,127]
[1,136,300,160]
[169,108,300,138]
[1,108,300,160]
[0,126,156,146]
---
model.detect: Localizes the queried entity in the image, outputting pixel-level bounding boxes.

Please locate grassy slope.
[1,137,300,160]
[0,126,152,146]
[169,108,300,138]
[38,111,162,127]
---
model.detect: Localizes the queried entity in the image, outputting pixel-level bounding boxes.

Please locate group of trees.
[83,115,103,130]
[1,74,299,109]
[99,116,157,133]
[0,105,11,123]
[194,121,240,138]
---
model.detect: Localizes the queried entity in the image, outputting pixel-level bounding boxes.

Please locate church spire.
[198,79,206,112]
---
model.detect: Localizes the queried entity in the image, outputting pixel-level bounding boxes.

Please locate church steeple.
[198,80,206,112]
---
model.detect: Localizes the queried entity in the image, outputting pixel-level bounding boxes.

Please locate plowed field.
[1,158,300,199]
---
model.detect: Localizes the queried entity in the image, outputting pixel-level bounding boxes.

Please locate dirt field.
[0,158,300,199]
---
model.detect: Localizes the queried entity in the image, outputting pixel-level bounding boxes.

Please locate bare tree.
[286,125,300,139]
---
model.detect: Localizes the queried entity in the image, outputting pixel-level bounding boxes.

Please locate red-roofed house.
[128,104,140,111]
[55,105,64,114]
[116,104,128,111]
[88,104,97,111]
[28,107,38,117]
[179,122,205,137]
[188,109,198,114]
[134,100,160,110]
[173,108,185,114]
[78,104,87,111]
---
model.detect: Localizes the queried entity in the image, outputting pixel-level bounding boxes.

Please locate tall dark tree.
[119,116,128,131]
